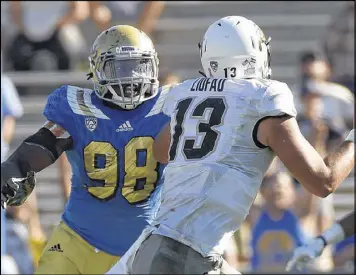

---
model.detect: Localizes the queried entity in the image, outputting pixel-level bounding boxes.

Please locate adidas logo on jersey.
[48,243,63,252]
[116,121,133,132]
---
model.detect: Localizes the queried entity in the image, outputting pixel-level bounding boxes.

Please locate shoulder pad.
[145,84,177,118]
[43,85,110,132]
[43,85,70,128]
[259,81,297,118]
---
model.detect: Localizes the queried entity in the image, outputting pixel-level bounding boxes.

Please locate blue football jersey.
[43,85,171,255]
[251,209,306,271]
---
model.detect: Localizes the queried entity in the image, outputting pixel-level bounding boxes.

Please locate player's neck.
[102,100,145,111]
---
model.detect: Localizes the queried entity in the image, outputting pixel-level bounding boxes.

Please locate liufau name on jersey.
[0,25,172,274]
[118,16,354,275]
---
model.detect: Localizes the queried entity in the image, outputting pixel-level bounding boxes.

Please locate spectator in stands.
[324,1,355,93]
[136,1,165,37]
[297,56,353,152]
[294,184,335,273]
[25,193,47,268]
[1,55,48,272]
[73,2,113,72]
[298,51,322,98]
[295,66,339,272]
[1,57,24,273]
[160,71,181,86]
[8,1,88,73]
[88,2,112,32]
[248,171,305,273]
[5,202,36,274]
[5,190,48,271]
[1,74,24,162]
[244,159,335,273]
[107,1,165,37]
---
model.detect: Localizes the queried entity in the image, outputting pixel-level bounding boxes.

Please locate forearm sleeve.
[3,127,73,177]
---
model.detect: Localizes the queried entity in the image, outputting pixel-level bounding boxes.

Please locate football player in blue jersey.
[1,25,173,274]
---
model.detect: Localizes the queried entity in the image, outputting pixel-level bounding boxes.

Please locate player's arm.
[9,1,24,32]
[1,121,73,208]
[302,211,354,252]
[58,153,72,200]
[258,116,354,198]
[286,211,355,271]
[56,1,89,29]
[153,84,179,164]
[153,122,171,164]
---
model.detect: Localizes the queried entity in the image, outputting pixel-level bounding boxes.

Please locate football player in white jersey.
[107,16,355,274]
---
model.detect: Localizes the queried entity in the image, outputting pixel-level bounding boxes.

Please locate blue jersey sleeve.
[43,85,75,134]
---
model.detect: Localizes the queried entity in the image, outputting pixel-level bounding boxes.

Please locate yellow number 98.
[83,137,158,203]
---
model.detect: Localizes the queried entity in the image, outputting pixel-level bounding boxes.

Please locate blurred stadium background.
[1,1,354,274]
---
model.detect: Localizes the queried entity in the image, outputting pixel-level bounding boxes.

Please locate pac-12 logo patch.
[85,117,98,131]
[210,61,218,72]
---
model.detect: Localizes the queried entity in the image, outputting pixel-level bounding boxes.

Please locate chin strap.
[198,40,207,78]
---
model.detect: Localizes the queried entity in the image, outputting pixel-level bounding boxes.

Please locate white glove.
[285,237,325,272]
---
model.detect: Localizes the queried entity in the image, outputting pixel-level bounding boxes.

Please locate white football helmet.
[199,16,271,80]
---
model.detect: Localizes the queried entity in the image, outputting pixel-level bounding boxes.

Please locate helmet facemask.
[90,51,159,110]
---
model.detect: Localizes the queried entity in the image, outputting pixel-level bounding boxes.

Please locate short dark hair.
[299,51,324,64]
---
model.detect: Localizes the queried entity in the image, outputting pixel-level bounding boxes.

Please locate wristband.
[345,129,354,143]
[321,223,345,246]
[316,235,328,248]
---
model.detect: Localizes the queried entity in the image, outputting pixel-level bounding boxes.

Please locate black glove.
[1,170,36,209]
[1,177,19,209]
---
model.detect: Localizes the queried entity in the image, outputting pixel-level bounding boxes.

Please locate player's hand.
[1,176,20,209]
[1,167,36,209]
[286,237,325,272]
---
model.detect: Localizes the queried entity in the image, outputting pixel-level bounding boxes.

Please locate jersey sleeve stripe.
[82,89,109,119]
[67,86,86,116]
[145,85,174,118]
[66,86,109,119]
[77,90,95,117]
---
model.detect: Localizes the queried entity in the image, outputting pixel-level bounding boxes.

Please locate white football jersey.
[153,77,297,257]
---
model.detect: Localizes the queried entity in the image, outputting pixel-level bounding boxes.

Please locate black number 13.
[169,97,226,161]
[224,67,236,78]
